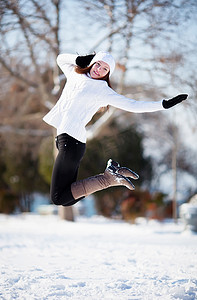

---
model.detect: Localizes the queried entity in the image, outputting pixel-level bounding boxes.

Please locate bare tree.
[0,0,61,101]
[79,0,197,140]
[0,0,76,221]
[1,0,196,135]
[0,0,196,220]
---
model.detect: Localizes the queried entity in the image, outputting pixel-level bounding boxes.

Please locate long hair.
[75,64,112,88]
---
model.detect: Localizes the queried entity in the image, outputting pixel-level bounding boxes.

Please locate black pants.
[50,133,86,206]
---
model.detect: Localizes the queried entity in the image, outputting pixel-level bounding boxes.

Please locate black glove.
[76,53,96,68]
[162,94,188,109]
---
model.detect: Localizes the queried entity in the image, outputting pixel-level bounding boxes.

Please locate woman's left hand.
[162,94,188,109]
[76,53,96,68]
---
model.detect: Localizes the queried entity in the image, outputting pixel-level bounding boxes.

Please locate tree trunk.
[58,206,74,221]
[172,126,177,223]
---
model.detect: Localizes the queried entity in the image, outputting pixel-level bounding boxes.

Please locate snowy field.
[0,213,197,300]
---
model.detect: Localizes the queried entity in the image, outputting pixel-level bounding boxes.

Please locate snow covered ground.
[0,213,197,300]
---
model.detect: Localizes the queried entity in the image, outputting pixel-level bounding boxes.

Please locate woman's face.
[90,60,110,79]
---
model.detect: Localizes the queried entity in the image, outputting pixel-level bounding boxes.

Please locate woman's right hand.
[76,53,96,68]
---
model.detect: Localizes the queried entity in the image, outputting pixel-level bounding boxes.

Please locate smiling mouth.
[94,71,100,76]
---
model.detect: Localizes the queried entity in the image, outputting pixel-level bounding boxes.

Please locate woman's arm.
[100,87,188,113]
[56,53,78,76]
[100,88,164,113]
[57,53,96,76]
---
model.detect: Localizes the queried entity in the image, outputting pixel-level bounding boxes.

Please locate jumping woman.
[43,51,188,207]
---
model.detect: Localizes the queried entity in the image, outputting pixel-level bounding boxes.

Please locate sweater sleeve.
[99,86,164,113]
[56,53,78,77]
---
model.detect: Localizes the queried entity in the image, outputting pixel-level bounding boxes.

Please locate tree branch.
[0,56,38,88]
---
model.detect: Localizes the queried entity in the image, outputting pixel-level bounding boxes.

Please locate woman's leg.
[71,159,139,200]
[50,134,139,206]
[50,133,86,206]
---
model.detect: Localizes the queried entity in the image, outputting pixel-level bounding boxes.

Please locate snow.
[0,214,197,300]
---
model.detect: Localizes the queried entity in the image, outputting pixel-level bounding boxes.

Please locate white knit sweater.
[43,53,165,143]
